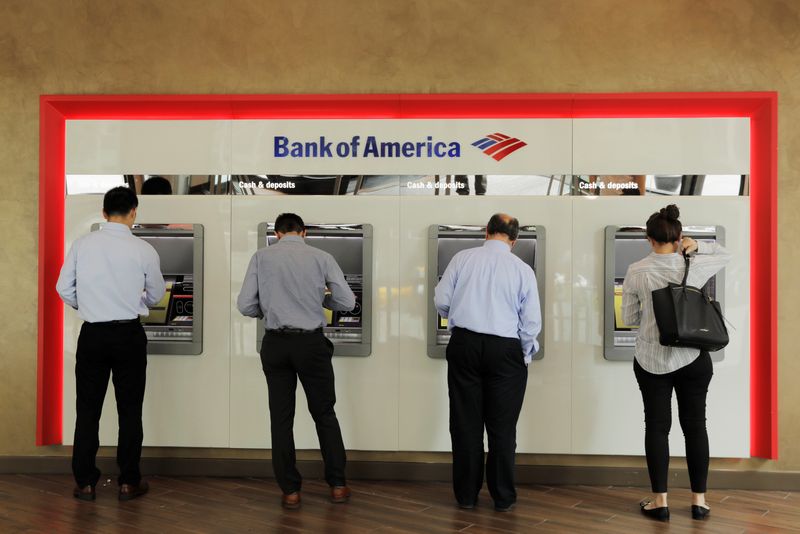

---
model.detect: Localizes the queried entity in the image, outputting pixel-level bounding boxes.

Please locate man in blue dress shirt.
[434,213,542,512]
[57,187,166,502]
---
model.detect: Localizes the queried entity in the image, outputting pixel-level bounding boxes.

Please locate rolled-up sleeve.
[56,243,79,310]
[142,248,166,307]
[518,271,542,362]
[323,255,356,311]
[237,253,263,318]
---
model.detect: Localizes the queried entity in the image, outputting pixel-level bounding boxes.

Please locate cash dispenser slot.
[427,224,546,360]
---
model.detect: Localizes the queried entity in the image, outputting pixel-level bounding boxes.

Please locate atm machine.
[603,225,725,361]
[255,223,373,356]
[90,223,204,355]
[427,224,546,359]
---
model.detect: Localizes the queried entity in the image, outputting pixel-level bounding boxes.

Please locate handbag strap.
[681,252,690,287]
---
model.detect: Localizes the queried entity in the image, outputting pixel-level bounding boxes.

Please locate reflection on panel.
[231,175,572,196]
[427,224,546,359]
[90,223,204,355]
[68,175,231,195]
[254,223,373,357]
[573,175,748,196]
[603,225,725,361]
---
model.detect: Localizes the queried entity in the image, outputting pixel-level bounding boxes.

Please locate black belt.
[266,327,323,335]
[88,318,140,326]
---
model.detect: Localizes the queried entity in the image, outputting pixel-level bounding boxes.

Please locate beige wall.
[1,0,798,472]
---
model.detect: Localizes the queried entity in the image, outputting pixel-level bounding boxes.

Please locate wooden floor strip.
[0,475,797,533]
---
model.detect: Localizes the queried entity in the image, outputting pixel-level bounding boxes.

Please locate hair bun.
[660,204,680,221]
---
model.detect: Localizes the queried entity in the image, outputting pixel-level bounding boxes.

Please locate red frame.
[38,93,778,458]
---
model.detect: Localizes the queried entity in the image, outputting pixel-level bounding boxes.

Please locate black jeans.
[634,352,713,493]
[446,328,528,508]
[260,331,346,494]
[72,321,148,488]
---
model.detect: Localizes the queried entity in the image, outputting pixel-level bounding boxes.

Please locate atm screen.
[142,277,174,325]
[167,275,194,326]
[332,275,362,328]
[141,275,194,330]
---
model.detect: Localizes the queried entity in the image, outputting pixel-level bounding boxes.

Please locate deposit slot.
[427,224,546,360]
[256,223,373,357]
[603,225,725,362]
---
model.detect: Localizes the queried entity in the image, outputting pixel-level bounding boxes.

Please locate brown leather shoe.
[119,480,149,501]
[330,486,351,503]
[73,485,96,501]
[282,491,301,509]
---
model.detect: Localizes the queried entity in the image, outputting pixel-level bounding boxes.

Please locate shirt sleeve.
[237,253,263,318]
[518,270,542,361]
[689,241,732,287]
[434,256,458,319]
[323,255,356,311]
[56,242,79,310]
[621,269,642,327]
[142,247,166,307]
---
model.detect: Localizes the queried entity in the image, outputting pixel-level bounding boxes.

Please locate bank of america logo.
[471,133,527,161]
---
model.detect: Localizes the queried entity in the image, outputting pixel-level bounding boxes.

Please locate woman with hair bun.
[621,204,731,522]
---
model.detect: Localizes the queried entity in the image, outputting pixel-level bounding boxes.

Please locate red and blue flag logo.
[471,133,527,161]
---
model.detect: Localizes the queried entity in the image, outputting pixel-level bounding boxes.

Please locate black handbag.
[651,253,729,352]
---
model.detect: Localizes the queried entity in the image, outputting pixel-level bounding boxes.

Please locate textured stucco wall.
[1,0,798,471]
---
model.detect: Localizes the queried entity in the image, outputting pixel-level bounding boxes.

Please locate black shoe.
[494,502,515,512]
[119,480,149,501]
[639,500,669,521]
[458,502,476,510]
[73,485,96,501]
[692,504,711,520]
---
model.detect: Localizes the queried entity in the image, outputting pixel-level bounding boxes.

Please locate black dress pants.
[72,321,147,488]
[261,331,346,494]
[446,328,528,508]
[634,352,713,493]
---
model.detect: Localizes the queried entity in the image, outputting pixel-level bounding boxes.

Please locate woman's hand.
[681,237,698,254]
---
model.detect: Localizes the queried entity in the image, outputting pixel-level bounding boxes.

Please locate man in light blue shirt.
[434,213,541,512]
[57,186,165,503]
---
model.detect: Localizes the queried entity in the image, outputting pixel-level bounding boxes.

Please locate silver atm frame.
[603,225,725,362]
[427,224,546,360]
[90,223,204,355]
[256,222,373,357]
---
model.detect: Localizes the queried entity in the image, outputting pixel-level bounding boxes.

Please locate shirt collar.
[483,239,511,252]
[103,222,132,234]
[279,235,305,244]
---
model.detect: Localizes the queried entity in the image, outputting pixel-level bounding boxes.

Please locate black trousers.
[446,328,528,508]
[260,331,346,494]
[634,352,713,493]
[72,321,147,488]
